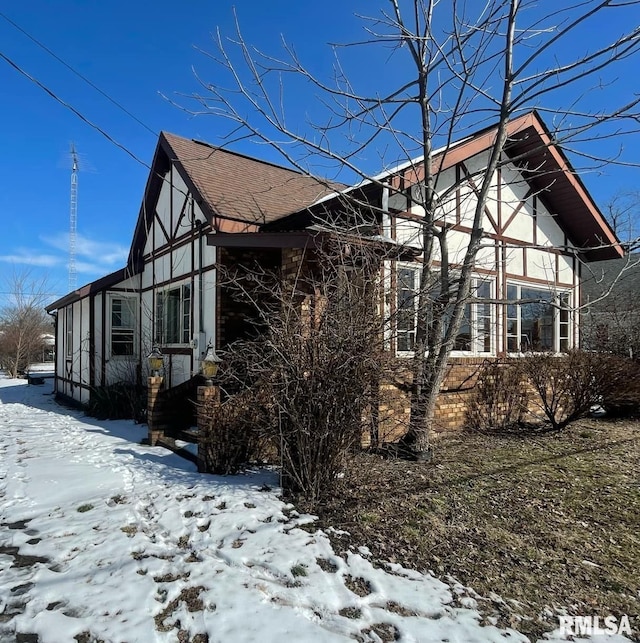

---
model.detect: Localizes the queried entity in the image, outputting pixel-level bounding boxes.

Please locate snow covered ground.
[0,376,630,642]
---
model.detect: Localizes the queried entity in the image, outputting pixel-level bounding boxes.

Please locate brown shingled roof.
[162,132,343,225]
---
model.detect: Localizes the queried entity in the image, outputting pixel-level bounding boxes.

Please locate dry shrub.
[597,356,640,417]
[272,320,377,502]
[465,360,528,432]
[87,382,146,421]
[269,262,382,503]
[199,388,273,474]
[216,241,383,503]
[520,350,639,430]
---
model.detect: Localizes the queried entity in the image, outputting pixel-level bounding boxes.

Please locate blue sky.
[1,1,639,305]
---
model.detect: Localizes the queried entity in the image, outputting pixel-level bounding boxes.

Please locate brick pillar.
[147,376,165,446]
[196,385,220,471]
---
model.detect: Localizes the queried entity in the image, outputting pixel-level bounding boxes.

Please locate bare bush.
[597,357,640,418]
[199,388,273,475]
[465,360,529,432]
[216,241,384,503]
[520,350,634,430]
[87,382,146,421]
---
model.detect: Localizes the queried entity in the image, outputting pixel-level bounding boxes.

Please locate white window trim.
[65,306,73,359]
[108,294,137,359]
[155,282,192,347]
[394,264,495,357]
[395,263,419,355]
[505,281,573,354]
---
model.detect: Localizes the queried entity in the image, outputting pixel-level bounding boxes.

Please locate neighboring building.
[581,253,640,358]
[46,111,621,432]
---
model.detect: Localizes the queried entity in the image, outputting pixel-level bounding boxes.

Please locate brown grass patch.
[344,575,373,597]
[302,418,640,640]
[154,586,206,632]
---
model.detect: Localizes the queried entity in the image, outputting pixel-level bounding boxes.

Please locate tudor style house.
[46,111,622,431]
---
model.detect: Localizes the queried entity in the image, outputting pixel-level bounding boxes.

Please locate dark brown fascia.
[127,135,172,271]
[207,229,419,261]
[45,267,132,313]
[428,112,621,261]
[207,231,320,249]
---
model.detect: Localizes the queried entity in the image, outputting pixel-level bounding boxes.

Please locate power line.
[0,10,157,137]
[0,42,197,238]
[0,49,152,171]
[0,50,195,206]
[1,49,196,216]
[0,292,64,297]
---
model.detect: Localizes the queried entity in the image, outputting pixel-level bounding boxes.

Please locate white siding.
[557,253,574,286]
[527,248,556,281]
[94,292,104,388]
[505,196,535,244]
[396,219,422,248]
[504,246,524,276]
[171,245,191,277]
[537,200,565,247]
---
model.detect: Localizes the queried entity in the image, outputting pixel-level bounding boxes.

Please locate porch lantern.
[147,346,164,376]
[201,341,222,385]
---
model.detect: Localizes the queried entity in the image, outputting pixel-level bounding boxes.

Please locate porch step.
[156,436,199,466]
[176,428,200,444]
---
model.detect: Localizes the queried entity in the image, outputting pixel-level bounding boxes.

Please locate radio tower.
[69,143,78,291]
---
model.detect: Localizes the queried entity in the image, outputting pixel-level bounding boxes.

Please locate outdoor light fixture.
[201,341,222,385]
[147,346,164,376]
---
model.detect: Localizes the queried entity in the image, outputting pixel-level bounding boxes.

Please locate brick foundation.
[377,357,492,442]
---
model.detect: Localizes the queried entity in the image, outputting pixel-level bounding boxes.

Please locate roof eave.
[45,267,134,312]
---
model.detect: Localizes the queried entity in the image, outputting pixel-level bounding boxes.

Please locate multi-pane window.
[395,267,493,354]
[65,307,73,358]
[397,268,418,351]
[474,280,492,353]
[506,284,571,352]
[155,284,191,345]
[450,280,492,352]
[559,293,571,352]
[110,297,136,356]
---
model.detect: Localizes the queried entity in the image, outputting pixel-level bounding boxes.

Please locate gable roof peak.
[159,131,315,177]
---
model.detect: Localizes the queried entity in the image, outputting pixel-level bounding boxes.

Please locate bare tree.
[0,270,53,378]
[186,0,640,456]
[602,192,640,249]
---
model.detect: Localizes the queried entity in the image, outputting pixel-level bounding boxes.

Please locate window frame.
[394,264,494,356]
[155,283,192,346]
[109,295,137,358]
[396,264,419,353]
[505,282,572,353]
[65,306,73,359]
